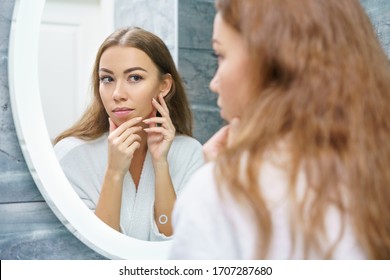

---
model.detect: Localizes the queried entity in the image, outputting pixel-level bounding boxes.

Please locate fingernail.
[152,98,157,103]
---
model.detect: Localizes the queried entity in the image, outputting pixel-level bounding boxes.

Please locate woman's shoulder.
[172,135,202,149]
[169,135,203,158]
[54,134,107,161]
[177,162,217,200]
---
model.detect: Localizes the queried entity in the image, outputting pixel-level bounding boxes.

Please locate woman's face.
[98,46,170,126]
[210,13,252,122]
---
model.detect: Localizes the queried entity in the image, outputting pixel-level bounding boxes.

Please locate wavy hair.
[54,27,193,144]
[215,0,390,259]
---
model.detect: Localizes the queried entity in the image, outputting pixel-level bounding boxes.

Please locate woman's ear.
[159,73,173,97]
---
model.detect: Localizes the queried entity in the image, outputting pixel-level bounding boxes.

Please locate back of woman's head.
[215,0,390,259]
[55,27,192,144]
[216,0,390,118]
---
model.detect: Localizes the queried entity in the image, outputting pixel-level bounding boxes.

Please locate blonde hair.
[54,27,193,144]
[215,0,390,259]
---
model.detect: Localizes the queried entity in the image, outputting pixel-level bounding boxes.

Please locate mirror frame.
[8,0,171,260]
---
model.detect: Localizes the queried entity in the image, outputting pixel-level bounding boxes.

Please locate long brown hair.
[215,0,390,259]
[54,27,193,144]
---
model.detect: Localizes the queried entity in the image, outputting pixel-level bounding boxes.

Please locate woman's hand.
[143,93,176,164]
[96,117,142,231]
[203,118,240,162]
[107,117,143,177]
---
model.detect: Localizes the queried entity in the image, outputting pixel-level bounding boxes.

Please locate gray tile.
[179,0,215,49]
[0,202,60,234]
[115,0,176,57]
[179,48,218,106]
[360,0,390,57]
[0,0,14,53]
[0,227,105,259]
[192,105,225,144]
[0,0,37,204]
[0,171,42,203]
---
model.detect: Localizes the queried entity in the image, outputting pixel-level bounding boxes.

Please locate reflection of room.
[1,0,390,259]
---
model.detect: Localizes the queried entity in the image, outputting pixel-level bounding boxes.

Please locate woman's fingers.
[144,95,175,131]
[202,125,230,162]
[157,93,169,112]
[108,117,144,158]
[143,126,174,138]
[109,117,143,138]
[122,133,142,148]
[143,117,174,130]
[143,116,175,142]
[114,126,142,145]
[152,94,169,118]
[202,118,241,162]
[124,138,141,154]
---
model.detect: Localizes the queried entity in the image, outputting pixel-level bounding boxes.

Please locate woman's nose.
[112,81,128,101]
[209,74,219,94]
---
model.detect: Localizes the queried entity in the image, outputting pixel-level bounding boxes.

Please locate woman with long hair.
[54,27,203,241]
[170,0,390,259]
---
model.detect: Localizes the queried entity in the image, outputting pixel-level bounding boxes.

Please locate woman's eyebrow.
[98,67,148,74]
[99,68,113,74]
[123,67,147,74]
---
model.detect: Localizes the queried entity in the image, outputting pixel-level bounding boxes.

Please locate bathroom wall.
[178,0,224,144]
[0,0,389,259]
[115,0,177,62]
[361,0,390,57]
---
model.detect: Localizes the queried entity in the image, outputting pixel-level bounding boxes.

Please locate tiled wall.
[361,0,390,57]
[178,0,224,144]
[0,0,389,259]
[115,0,178,63]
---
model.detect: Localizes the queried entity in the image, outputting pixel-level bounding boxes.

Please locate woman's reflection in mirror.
[54,27,204,241]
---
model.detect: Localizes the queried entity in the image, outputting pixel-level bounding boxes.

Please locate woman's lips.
[112,108,134,118]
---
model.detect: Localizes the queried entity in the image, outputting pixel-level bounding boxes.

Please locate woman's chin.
[219,110,228,121]
[220,111,235,123]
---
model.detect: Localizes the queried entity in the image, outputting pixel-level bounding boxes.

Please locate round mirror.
[9,0,171,260]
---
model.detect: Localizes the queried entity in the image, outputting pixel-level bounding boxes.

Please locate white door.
[39,0,114,141]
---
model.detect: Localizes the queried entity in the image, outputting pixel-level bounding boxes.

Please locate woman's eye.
[99,76,113,84]
[212,53,221,73]
[129,74,143,82]
[212,52,222,62]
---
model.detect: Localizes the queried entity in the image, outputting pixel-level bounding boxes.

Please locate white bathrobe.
[54,133,204,241]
